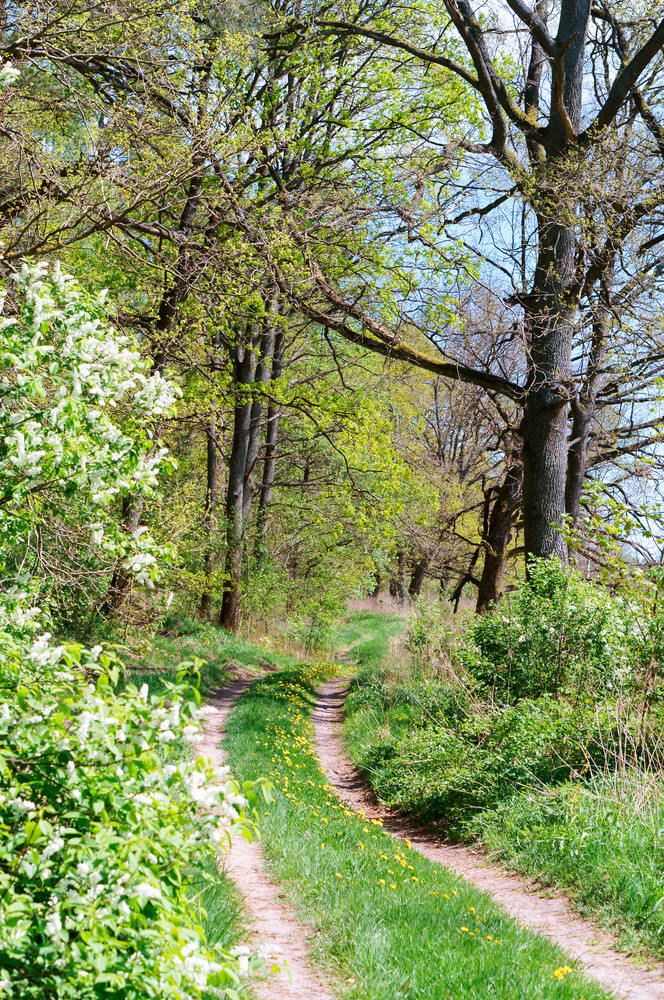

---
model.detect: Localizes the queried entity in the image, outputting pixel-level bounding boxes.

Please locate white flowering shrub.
[0,262,180,600]
[0,633,270,999]
[0,65,272,995]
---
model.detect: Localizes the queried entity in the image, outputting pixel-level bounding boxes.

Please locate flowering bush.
[0,634,270,998]
[0,261,179,601]
[460,559,633,700]
[0,246,273,996]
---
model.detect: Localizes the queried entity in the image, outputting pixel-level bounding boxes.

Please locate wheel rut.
[313,677,664,1000]
[199,680,337,1000]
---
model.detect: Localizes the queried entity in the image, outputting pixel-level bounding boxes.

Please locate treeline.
[3,0,664,632]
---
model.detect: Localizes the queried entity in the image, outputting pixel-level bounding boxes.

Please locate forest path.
[313,677,664,1000]
[199,680,338,1000]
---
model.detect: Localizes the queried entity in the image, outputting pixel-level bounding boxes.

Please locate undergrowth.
[224,662,610,1000]
[342,600,664,960]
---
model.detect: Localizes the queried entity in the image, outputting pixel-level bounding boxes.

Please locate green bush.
[460,559,633,700]
[348,696,598,831]
[0,631,268,999]
[346,678,664,836]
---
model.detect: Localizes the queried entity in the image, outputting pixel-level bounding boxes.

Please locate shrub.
[460,559,633,700]
[0,631,268,999]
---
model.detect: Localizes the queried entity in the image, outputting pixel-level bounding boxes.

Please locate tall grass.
[475,768,664,957]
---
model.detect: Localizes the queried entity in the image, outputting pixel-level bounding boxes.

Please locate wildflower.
[553,966,573,981]
[41,836,65,859]
[133,883,162,904]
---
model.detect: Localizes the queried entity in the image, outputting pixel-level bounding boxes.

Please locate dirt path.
[314,677,664,1000]
[199,681,337,1000]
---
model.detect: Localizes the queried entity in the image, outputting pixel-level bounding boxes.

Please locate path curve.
[313,677,664,1000]
[199,680,337,1000]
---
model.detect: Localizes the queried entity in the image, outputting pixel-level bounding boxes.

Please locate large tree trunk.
[521,0,590,566]
[476,445,523,613]
[254,329,286,568]
[219,326,259,631]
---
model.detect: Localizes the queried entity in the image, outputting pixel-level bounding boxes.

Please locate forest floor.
[190,650,664,1000]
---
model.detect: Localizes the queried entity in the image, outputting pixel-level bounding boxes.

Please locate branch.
[504,0,556,56]
[580,17,664,140]
[312,19,479,89]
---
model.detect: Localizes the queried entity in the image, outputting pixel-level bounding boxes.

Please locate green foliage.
[405,598,455,663]
[0,259,274,999]
[0,641,266,999]
[118,623,275,700]
[346,691,607,833]
[459,559,633,701]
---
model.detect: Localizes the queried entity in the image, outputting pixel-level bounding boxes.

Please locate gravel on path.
[313,676,664,1000]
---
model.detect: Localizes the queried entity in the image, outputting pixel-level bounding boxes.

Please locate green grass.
[187,857,245,951]
[342,619,664,961]
[115,623,282,699]
[224,662,612,1000]
[333,610,405,667]
[474,777,664,958]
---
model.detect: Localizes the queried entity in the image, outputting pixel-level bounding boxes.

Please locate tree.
[265,0,664,569]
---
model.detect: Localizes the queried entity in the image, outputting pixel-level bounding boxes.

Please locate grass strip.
[224,662,612,1000]
[475,780,664,958]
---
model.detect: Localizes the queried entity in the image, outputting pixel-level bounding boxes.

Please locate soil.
[313,677,664,1000]
[199,680,338,1000]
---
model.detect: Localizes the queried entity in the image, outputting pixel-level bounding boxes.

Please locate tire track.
[199,680,337,1000]
[313,677,664,1000]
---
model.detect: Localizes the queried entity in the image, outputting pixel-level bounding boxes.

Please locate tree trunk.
[254,329,286,568]
[521,0,591,566]
[521,276,573,565]
[408,559,429,598]
[242,322,277,525]
[476,446,523,613]
[100,494,144,614]
[219,326,259,631]
[199,416,218,618]
[565,283,611,527]
[389,551,407,603]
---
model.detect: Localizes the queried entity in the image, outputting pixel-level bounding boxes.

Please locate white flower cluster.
[0,262,180,592]
[0,63,19,88]
[0,263,179,509]
[0,632,269,999]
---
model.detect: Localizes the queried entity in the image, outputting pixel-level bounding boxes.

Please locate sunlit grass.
[475,776,664,958]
